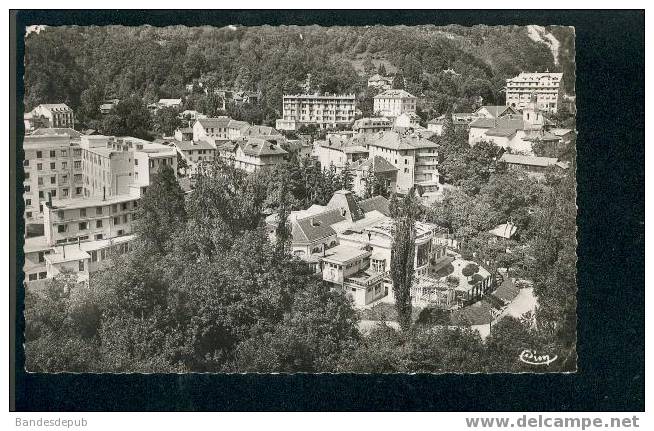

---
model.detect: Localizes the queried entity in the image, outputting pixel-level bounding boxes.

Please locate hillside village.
[20,25,577,373]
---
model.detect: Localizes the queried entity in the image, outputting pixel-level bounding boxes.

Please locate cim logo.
[519,349,558,366]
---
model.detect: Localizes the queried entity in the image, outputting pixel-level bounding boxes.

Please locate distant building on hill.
[367,74,394,90]
[373,89,417,118]
[27,104,74,130]
[505,72,563,113]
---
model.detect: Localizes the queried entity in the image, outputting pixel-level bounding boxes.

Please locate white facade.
[505,72,563,113]
[373,90,417,118]
[281,93,356,129]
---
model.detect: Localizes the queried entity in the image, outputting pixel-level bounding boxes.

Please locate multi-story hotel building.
[27,103,75,129]
[373,89,417,118]
[22,130,85,226]
[505,72,564,113]
[277,93,356,130]
[366,131,440,194]
[23,134,177,289]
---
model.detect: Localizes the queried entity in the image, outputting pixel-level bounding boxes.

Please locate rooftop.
[321,244,371,264]
[172,140,216,151]
[30,128,82,138]
[354,156,398,174]
[499,153,559,168]
[49,194,139,211]
[368,130,439,151]
[240,138,287,157]
[488,222,518,239]
[373,89,417,99]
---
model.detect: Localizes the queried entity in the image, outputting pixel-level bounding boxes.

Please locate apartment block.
[27,103,75,129]
[279,93,356,129]
[505,72,564,113]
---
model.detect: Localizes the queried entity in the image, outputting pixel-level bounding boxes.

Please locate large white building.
[373,89,417,118]
[26,104,75,130]
[23,134,178,289]
[505,72,564,113]
[278,93,356,130]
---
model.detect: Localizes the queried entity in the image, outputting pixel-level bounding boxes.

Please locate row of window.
[56,214,131,233]
[32,148,81,159]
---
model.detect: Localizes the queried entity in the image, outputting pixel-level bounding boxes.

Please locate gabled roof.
[474,105,517,118]
[326,190,365,222]
[197,117,232,129]
[368,131,439,151]
[355,156,398,174]
[36,103,72,112]
[293,208,346,243]
[488,222,518,239]
[239,125,281,137]
[357,195,391,216]
[470,115,525,131]
[373,89,416,99]
[485,128,518,138]
[239,138,287,157]
[173,140,216,151]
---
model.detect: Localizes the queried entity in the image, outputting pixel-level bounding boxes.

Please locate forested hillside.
[23,24,575,126]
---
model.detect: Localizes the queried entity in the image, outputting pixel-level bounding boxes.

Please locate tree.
[154,106,183,137]
[136,164,187,254]
[389,189,421,331]
[339,162,354,191]
[461,263,480,282]
[101,97,153,140]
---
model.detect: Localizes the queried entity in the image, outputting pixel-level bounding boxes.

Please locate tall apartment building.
[505,72,564,113]
[23,135,177,289]
[278,93,356,130]
[366,131,440,194]
[373,89,417,118]
[22,131,85,226]
[28,103,75,129]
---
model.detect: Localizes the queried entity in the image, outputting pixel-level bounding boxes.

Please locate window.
[62,188,68,197]
[25,198,31,206]
[78,260,84,272]
[38,177,43,186]
[122,214,128,223]
[50,176,56,184]
[24,185,30,192]
[38,191,44,199]
[26,211,32,218]
[49,150,56,158]
[57,224,66,233]
[28,273,38,281]
[23,160,29,167]
[96,220,103,228]
[37,163,42,171]
[61,149,67,157]
[51,190,56,197]
[133,201,138,208]
[38,251,45,263]
[75,187,82,195]
[78,222,88,230]
[80,208,86,217]
[117,229,124,236]
[96,206,103,215]
[50,162,56,170]
[74,161,81,169]
[121,203,127,211]
[38,272,47,279]
[113,217,119,225]
[62,161,67,169]
[95,234,103,240]
[36,151,42,158]
[91,251,97,262]
[24,172,30,179]
[134,159,138,165]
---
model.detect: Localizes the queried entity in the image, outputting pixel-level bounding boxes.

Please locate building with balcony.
[217,138,288,173]
[279,93,357,130]
[171,139,216,175]
[505,72,564,113]
[367,74,394,91]
[373,89,417,118]
[276,190,449,306]
[365,131,440,194]
[315,135,369,172]
[192,117,250,143]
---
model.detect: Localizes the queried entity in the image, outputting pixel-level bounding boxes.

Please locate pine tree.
[136,164,187,254]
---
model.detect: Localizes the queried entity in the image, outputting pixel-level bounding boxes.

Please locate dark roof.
[173,140,216,151]
[240,138,287,157]
[197,117,232,129]
[357,195,391,216]
[485,128,517,137]
[368,131,439,151]
[450,300,494,326]
[470,115,525,130]
[492,279,521,303]
[356,156,398,174]
[293,208,346,243]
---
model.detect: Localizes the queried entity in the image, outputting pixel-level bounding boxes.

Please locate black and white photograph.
[18,21,578,374]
